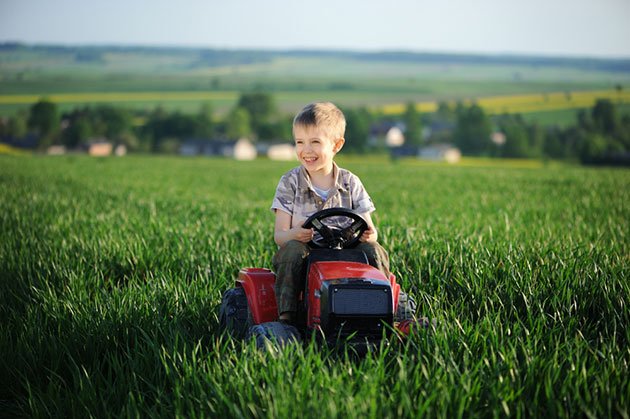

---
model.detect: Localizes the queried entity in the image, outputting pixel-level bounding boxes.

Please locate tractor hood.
[308,261,389,282]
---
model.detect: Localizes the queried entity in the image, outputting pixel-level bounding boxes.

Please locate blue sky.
[1,0,629,58]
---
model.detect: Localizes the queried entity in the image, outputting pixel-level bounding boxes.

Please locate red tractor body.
[236,257,406,341]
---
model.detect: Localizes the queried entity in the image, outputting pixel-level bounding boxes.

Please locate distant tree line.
[1,92,628,164]
[4,43,629,73]
[0,93,293,153]
[410,99,629,164]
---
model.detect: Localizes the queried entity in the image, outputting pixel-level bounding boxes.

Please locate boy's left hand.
[360,227,377,243]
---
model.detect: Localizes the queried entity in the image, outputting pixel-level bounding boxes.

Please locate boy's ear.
[333,137,345,153]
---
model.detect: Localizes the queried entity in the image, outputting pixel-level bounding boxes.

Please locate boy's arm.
[359,212,378,243]
[274,210,314,247]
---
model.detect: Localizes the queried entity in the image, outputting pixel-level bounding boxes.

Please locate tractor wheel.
[219,287,251,339]
[247,321,301,350]
[394,291,417,322]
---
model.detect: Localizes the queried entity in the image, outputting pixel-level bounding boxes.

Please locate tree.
[577,109,592,131]
[237,92,276,136]
[28,98,59,139]
[97,106,133,141]
[497,115,529,158]
[257,120,291,141]
[63,115,92,148]
[453,103,492,155]
[195,103,215,138]
[142,106,167,151]
[435,101,456,123]
[343,107,371,153]
[141,108,196,152]
[543,127,565,159]
[579,133,609,163]
[527,123,545,158]
[402,102,422,146]
[162,112,196,139]
[591,99,617,135]
[6,111,28,138]
[226,107,252,139]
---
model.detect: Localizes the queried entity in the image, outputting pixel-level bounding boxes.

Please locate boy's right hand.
[292,227,314,243]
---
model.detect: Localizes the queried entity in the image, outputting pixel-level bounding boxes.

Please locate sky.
[1,0,629,59]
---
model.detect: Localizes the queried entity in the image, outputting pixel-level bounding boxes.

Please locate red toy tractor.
[219,208,423,349]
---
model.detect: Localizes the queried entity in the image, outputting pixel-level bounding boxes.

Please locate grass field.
[1,155,629,417]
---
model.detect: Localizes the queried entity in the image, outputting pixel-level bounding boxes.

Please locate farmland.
[1,155,628,417]
[2,88,629,119]
[1,46,630,118]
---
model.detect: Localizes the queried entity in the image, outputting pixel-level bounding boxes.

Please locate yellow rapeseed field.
[379,89,630,115]
[0,91,238,105]
[0,89,628,116]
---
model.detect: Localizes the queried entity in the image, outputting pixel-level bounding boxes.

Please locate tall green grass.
[1,156,628,417]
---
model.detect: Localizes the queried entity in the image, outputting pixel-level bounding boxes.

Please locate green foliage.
[5,91,629,165]
[402,102,422,146]
[576,99,630,165]
[591,99,617,135]
[27,98,59,139]
[194,103,214,138]
[343,107,372,152]
[487,100,630,163]
[453,103,492,155]
[142,110,197,151]
[63,115,92,148]
[1,156,628,417]
[494,114,543,158]
[2,110,28,138]
[225,107,252,139]
[61,105,136,148]
[237,92,277,136]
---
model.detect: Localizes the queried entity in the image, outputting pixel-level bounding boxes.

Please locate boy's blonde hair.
[293,102,346,140]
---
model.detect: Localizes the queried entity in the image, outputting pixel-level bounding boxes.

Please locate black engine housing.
[319,278,393,341]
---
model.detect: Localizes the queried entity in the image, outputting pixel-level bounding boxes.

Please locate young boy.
[271,102,389,324]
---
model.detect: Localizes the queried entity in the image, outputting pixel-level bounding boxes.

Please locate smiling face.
[293,125,345,176]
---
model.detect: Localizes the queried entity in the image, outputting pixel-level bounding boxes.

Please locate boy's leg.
[272,240,310,319]
[354,242,390,277]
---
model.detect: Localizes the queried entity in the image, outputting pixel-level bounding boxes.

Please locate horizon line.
[2,40,630,61]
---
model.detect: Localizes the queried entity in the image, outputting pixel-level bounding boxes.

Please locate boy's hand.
[292,227,314,243]
[360,227,377,243]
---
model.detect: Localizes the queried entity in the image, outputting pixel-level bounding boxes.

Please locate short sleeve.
[350,174,375,214]
[271,171,297,215]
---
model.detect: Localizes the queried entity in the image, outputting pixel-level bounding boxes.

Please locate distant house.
[267,143,295,161]
[86,139,113,156]
[491,132,506,146]
[385,126,405,147]
[369,121,406,147]
[180,138,257,160]
[114,144,127,156]
[46,145,66,155]
[419,144,461,163]
[232,138,257,160]
[391,143,461,164]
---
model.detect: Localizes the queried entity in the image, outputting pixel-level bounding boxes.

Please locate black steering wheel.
[302,207,368,249]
